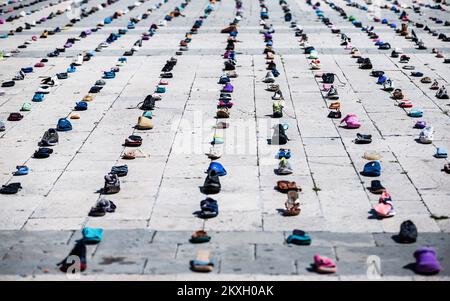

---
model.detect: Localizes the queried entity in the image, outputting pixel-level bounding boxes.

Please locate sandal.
[276,180,300,192]
[283,191,300,216]
[328,102,340,110]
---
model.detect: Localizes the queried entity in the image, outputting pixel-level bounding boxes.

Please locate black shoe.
[33,147,54,158]
[368,180,385,194]
[355,133,372,144]
[41,128,59,146]
[203,170,221,194]
[58,240,87,273]
[327,111,341,118]
[396,220,418,243]
[0,182,22,194]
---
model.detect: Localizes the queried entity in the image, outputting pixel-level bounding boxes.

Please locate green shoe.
[21,102,32,111]
[349,15,355,22]
[308,50,319,59]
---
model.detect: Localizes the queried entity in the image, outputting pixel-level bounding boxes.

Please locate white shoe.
[72,54,83,66]
[419,126,434,144]
[262,72,275,83]
[37,85,51,94]
[131,45,140,52]
[206,147,222,159]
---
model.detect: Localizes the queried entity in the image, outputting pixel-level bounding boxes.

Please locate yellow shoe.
[82,94,94,102]
[136,116,153,130]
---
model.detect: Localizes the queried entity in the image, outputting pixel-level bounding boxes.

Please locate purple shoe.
[64,42,73,48]
[222,83,233,93]
[414,120,426,129]
[86,30,92,35]
[414,247,441,275]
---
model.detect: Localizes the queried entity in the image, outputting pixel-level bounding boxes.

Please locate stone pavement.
[0,0,449,280]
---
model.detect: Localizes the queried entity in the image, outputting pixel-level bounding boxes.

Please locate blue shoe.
[362,161,381,177]
[13,165,28,176]
[67,65,76,73]
[74,101,88,111]
[82,227,103,244]
[206,162,227,176]
[277,148,291,159]
[32,93,45,102]
[103,71,115,79]
[286,230,311,245]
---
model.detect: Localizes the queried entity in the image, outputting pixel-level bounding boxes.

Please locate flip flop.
[276,180,300,192]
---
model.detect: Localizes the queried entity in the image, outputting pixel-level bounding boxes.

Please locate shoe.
[41,128,59,146]
[362,161,381,177]
[0,182,22,194]
[369,180,385,194]
[110,165,128,177]
[374,192,396,218]
[276,158,293,175]
[103,173,120,194]
[436,86,449,99]
[397,220,418,243]
[340,114,361,129]
[414,247,441,275]
[89,198,117,217]
[355,133,372,144]
[262,71,275,83]
[33,147,53,158]
[419,126,434,144]
[203,170,221,194]
[13,166,29,176]
[206,147,222,160]
[58,240,87,273]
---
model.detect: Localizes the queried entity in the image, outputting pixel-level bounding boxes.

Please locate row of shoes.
[189,0,241,273]
[268,3,303,219]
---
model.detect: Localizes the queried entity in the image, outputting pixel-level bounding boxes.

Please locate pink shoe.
[322,84,332,91]
[159,79,169,85]
[345,44,353,50]
[218,101,233,108]
[313,255,337,274]
[340,114,361,129]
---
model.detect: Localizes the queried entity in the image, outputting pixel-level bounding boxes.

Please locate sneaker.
[41,128,59,146]
[203,170,221,194]
[72,53,83,66]
[276,158,293,175]
[436,86,449,99]
[103,173,120,194]
[13,70,25,81]
[262,71,275,83]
